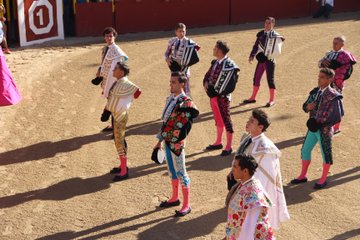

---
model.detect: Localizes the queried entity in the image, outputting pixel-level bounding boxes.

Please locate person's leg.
[161,144,181,204]
[323,4,333,19]
[173,149,191,215]
[313,6,326,18]
[244,62,265,102]
[209,97,225,146]
[316,130,333,186]
[217,96,233,153]
[113,113,129,180]
[265,60,276,106]
[1,22,10,54]
[184,70,191,96]
[293,131,318,181]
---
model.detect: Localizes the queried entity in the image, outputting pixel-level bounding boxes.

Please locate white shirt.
[319,0,334,7]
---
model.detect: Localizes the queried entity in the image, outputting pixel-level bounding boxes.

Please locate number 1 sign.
[17,0,64,46]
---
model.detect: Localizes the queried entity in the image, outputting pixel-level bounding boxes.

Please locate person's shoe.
[4,48,11,54]
[102,126,113,132]
[159,200,181,208]
[112,172,129,182]
[290,178,308,184]
[334,129,341,135]
[265,102,275,108]
[314,181,327,189]
[110,167,128,174]
[205,144,223,150]
[174,207,191,217]
[220,149,232,156]
[243,99,256,104]
[110,167,120,174]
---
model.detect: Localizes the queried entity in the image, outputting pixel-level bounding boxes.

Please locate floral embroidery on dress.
[161,96,199,156]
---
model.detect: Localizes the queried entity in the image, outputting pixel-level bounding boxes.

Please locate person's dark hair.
[266,16,276,23]
[103,27,117,38]
[175,23,186,30]
[320,68,335,79]
[235,154,258,176]
[116,62,130,76]
[216,40,230,55]
[171,72,187,84]
[252,109,271,132]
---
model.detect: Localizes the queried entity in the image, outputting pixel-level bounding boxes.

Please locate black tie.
[175,40,181,52]
[238,137,252,154]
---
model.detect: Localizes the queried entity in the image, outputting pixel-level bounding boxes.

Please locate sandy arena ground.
[0,12,360,240]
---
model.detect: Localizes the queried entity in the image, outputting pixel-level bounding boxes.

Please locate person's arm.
[134,89,141,99]
[237,207,261,240]
[249,32,262,62]
[165,39,174,65]
[333,53,352,81]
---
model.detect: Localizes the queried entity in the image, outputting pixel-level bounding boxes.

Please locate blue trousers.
[164,144,190,187]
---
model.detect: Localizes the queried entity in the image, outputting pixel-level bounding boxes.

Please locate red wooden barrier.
[311,0,360,15]
[75,2,113,37]
[73,0,360,36]
[231,0,311,25]
[115,0,229,34]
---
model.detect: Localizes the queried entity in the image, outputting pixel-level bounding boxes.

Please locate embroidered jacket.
[100,43,128,98]
[225,178,274,240]
[106,77,139,122]
[203,57,240,98]
[303,86,344,136]
[319,50,357,81]
[160,96,199,156]
[250,30,285,60]
[165,37,200,72]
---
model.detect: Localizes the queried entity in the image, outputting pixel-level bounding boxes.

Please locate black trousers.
[313,4,333,19]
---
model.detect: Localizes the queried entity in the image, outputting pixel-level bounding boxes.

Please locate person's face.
[318,72,332,89]
[213,44,223,58]
[232,159,247,180]
[170,76,184,94]
[245,116,263,135]
[332,38,344,51]
[113,65,125,79]
[175,28,186,39]
[104,33,115,45]
[264,19,274,31]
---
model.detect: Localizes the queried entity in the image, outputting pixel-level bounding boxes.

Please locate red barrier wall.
[311,0,360,15]
[73,0,360,36]
[115,0,229,34]
[231,0,311,24]
[75,2,113,37]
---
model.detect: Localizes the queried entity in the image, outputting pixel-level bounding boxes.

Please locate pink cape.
[0,48,21,106]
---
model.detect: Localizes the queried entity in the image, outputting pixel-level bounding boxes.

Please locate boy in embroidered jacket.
[318,35,356,133]
[165,23,200,95]
[227,110,289,229]
[92,27,128,131]
[154,73,199,217]
[225,154,274,240]
[291,68,344,189]
[101,62,141,182]
[243,17,284,107]
[203,40,240,156]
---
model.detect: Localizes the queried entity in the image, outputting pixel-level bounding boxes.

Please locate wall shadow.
[37,207,226,240]
[0,132,112,166]
[138,207,226,240]
[126,120,162,136]
[326,228,360,240]
[36,208,171,240]
[275,136,305,150]
[0,173,112,209]
[284,166,360,206]
[0,161,170,209]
